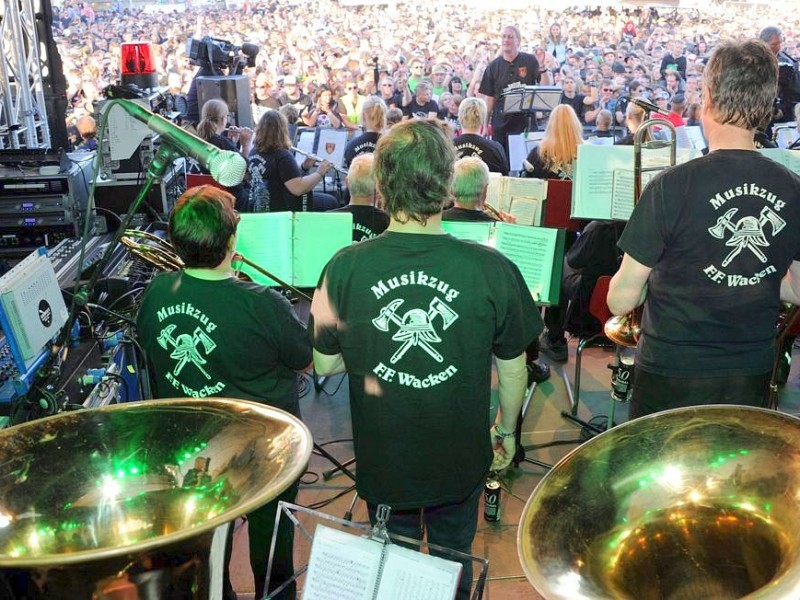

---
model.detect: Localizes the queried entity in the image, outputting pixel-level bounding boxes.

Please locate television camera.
[187,36,259,75]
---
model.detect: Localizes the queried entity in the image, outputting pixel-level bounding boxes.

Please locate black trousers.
[629,368,771,420]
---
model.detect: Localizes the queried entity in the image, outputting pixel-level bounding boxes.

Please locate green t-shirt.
[137,272,311,416]
[310,232,541,507]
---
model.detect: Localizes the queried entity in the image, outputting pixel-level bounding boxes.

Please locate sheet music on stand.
[265,502,489,600]
[501,85,562,115]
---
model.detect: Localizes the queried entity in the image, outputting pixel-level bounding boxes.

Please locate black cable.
[86,302,136,326]
[315,438,354,447]
[102,371,132,403]
[315,371,347,397]
[305,484,358,511]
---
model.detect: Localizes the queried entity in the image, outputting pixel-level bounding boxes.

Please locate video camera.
[186,36,259,75]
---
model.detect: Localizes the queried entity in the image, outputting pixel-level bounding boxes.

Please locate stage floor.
[228,333,800,599]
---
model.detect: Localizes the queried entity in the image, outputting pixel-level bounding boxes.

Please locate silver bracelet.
[493,424,515,439]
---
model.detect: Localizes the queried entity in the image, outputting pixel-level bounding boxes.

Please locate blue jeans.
[366,479,483,600]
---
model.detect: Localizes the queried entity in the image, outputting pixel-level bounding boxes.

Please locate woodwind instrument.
[292,146,348,176]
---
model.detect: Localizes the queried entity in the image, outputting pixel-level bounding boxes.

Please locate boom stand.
[512,382,552,470]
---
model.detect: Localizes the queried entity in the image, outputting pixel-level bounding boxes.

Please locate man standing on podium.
[607,40,800,419]
[309,120,541,600]
[479,25,542,158]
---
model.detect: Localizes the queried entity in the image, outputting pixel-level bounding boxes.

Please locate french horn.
[0,397,312,599]
[518,405,800,599]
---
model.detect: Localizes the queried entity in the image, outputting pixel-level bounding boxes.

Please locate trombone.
[604,118,676,348]
[292,146,349,176]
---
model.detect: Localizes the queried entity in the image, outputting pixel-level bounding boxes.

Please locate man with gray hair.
[443,156,497,222]
[331,154,389,242]
[608,39,800,418]
[310,120,541,599]
[760,26,800,124]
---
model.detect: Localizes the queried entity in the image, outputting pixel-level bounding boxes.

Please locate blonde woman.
[524,104,584,179]
[452,97,509,174]
[343,96,387,168]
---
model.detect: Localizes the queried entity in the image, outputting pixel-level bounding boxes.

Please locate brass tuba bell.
[518,405,800,599]
[0,398,311,599]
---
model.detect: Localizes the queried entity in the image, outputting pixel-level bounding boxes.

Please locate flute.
[292,146,348,176]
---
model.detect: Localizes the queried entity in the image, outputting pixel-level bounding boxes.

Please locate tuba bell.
[518,405,800,599]
[0,398,311,599]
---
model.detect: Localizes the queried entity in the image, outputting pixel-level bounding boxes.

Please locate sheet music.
[508,196,542,226]
[486,173,505,210]
[493,224,558,303]
[235,213,294,286]
[611,170,635,220]
[294,130,316,168]
[293,213,352,287]
[573,145,699,220]
[441,221,494,244]
[304,525,381,600]
[507,134,530,174]
[375,544,462,600]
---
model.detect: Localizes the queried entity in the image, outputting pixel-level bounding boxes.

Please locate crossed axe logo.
[157,325,217,380]
[372,298,459,364]
[708,206,786,267]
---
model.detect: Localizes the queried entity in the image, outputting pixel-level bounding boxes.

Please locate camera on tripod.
[186,36,259,75]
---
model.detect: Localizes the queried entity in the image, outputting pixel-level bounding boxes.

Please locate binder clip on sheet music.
[303,503,464,600]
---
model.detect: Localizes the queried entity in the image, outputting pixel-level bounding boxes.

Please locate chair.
[563,275,614,419]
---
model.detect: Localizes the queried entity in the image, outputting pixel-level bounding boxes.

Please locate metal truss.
[0,0,51,149]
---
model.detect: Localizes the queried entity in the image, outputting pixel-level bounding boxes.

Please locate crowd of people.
[56,0,800,145]
[56,2,800,598]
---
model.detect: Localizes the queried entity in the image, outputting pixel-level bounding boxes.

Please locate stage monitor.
[0,247,68,371]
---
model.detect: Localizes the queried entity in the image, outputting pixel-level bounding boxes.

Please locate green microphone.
[115,99,247,187]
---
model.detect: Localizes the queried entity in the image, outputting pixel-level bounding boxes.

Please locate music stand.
[502,85,563,134]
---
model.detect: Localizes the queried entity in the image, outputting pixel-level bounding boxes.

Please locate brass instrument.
[120,229,184,270]
[519,405,800,599]
[604,119,676,348]
[292,146,349,176]
[483,202,504,221]
[119,230,312,301]
[0,397,311,598]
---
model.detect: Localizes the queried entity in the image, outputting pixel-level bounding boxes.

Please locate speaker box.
[196,76,253,129]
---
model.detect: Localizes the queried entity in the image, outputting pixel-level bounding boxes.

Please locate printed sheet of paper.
[492,223,560,303]
[508,196,542,226]
[304,525,382,600]
[441,221,494,244]
[292,212,352,287]
[572,144,700,220]
[236,213,294,286]
[375,543,462,600]
[106,100,152,161]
